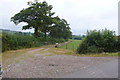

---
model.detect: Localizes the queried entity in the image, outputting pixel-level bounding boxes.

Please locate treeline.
[77,29,120,54]
[70,35,86,40]
[0,29,33,36]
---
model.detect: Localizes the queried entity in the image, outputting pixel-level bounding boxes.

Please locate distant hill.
[0,29,33,36]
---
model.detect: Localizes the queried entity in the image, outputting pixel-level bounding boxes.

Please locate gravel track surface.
[2,47,117,78]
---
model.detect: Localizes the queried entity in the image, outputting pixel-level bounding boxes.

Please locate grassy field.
[59,40,119,57]
[60,40,82,51]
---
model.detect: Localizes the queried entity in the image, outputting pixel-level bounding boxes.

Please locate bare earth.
[2,46,117,78]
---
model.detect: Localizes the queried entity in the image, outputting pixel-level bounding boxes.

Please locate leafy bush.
[2,32,42,52]
[2,32,67,52]
[87,46,103,53]
[115,36,120,51]
[77,29,117,54]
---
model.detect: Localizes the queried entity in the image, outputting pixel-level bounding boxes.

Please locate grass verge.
[49,48,119,57]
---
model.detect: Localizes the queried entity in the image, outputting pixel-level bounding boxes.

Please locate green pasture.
[60,40,82,51]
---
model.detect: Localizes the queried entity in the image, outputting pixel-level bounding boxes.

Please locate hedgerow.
[2,32,42,52]
[2,32,67,52]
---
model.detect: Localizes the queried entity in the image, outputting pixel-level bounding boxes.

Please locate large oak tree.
[11,1,55,37]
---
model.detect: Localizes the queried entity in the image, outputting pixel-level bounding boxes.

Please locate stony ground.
[2,46,117,78]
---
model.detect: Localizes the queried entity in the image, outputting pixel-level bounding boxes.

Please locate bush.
[77,29,117,54]
[115,36,120,51]
[2,32,42,52]
[87,46,103,53]
[2,32,67,52]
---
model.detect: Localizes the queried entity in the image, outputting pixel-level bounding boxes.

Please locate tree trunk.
[44,32,47,38]
[34,27,38,37]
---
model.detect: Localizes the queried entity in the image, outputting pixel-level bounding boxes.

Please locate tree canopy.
[11,1,72,38]
[49,16,72,39]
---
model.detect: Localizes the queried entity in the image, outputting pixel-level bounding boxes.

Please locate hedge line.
[2,32,41,52]
[2,32,66,52]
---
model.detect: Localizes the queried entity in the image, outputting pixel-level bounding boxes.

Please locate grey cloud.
[0,0,119,35]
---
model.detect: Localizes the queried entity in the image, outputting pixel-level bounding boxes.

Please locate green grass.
[60,40,82,51]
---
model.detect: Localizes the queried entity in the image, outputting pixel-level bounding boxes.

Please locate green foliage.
[2,32,42,52]
[2,32,67,52]
[49,17,72,39]
[115,36,120,51]
[11,1,55,37]
[70,35,85,40]
[11,1,72,38]
[86,46,102,53]
[77,29,117,54]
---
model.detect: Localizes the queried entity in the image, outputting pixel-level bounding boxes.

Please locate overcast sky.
[0,0,119,35]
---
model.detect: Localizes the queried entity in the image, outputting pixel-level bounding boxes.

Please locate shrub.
[2,32,42,52]
[87,46,103,53]
[115,36,120,51]
[77,39,88,54]
[77,29,117,54]
[2,32,67,52]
